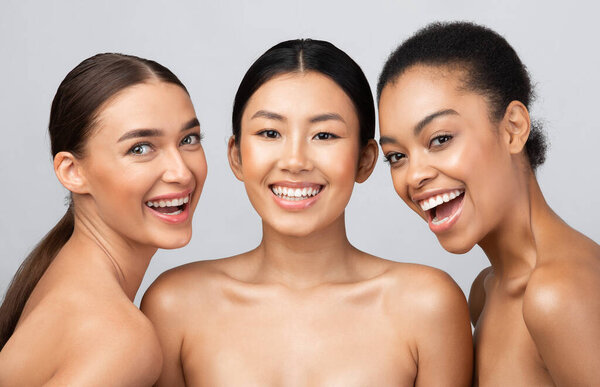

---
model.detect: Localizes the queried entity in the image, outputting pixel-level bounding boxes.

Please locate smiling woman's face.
[230,71,364,237]
[76,81,207,249]
[379,65,521,254]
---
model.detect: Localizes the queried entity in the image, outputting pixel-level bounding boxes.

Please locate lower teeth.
[164,210,182,215]
[432,216,449,225]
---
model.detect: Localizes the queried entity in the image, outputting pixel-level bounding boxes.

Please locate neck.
[253,213,356,289]
[66,206,157,301]
[478,171,557,279]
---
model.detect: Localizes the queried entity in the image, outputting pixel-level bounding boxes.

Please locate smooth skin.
[0,81,207,386]
[142,72,473,387]
[379,65,600,386]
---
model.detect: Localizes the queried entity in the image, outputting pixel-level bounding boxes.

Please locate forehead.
[243,71,357,121]
[378,65,491,135]
[93,81,193,137]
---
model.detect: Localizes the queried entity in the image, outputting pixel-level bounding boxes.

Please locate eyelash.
[383,152,406,165]
[429,134,453,148]
[257,129,280,139]
[314,132,339,140]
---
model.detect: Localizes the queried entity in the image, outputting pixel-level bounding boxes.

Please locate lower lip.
[146,202,190,224]
[271,189,322,210]
[427,194,464,234]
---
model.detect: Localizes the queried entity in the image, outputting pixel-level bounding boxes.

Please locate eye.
[180,133,203,146]
[258,129,280,139]
[313,132,339,140]
[430,134,452,147]
[129,143,153,156]
[383,152,406,165]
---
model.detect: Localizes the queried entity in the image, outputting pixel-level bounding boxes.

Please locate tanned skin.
[142,72,473,387]
[379,64,600,386]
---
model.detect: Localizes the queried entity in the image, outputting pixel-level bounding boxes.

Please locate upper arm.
[141,274,188,387]
[468,266,491,327]
[524,267,600,386]
[411,269,473,387]
[46,316,162,387]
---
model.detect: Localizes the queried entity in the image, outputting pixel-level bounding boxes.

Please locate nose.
[405,153,436,189]
[278,134,312,173]
[161,147,193,185]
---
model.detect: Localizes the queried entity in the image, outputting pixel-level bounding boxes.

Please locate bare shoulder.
[141,254,255,326]
[523,246,600,328]
[44,289,162,386]
[468,266,492,326]
[375,259,468,319]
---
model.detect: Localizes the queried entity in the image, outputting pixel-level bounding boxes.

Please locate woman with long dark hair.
[142,39,472,386]
[378,22,600,385]
[0,53,207,385]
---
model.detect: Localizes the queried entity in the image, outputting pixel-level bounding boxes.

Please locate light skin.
[142,71,473,386]
[379,64,600,386]
[0,80,207,386]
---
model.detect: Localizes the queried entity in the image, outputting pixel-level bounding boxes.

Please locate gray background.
[1,0,598,306]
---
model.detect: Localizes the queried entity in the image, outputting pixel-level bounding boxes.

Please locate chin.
[154,231,193,250]
[437,235,476,255]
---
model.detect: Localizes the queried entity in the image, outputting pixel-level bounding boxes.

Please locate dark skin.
[379,64,600,386]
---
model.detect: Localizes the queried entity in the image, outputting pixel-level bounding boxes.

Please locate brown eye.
[313,132,339,140]
[258,129,280,138]
[430,135,452,147]
[384,152,406,165]
[129,143,152,155]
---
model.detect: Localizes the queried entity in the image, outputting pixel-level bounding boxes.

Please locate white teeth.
[418,189,464,212]
[146,194,191,209]
[270,185,322,201]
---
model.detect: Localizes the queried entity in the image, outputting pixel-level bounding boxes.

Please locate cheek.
[240,141,272,179]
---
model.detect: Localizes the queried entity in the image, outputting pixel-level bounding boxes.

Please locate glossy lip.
[427,192,465,233]
[269,181,324,211]
[145,188,194,225]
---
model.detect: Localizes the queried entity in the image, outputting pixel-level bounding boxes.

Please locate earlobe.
[503,101,531,155]
[54,151,89,194]
[355,139,379,183]
[227,136,244,181]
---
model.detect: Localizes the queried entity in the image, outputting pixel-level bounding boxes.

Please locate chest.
[474,292,555,386]
[181,298,416,387]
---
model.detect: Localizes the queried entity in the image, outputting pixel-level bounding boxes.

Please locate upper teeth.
[271,185,321,200]
[146,195,190,208]
[418,189,463,211]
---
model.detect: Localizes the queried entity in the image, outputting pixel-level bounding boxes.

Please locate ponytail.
[0,207,74,350]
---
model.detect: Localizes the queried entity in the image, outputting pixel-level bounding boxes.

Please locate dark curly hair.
[377,21,547,171]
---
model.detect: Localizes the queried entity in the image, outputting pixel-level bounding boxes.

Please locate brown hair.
[0,53,187,350]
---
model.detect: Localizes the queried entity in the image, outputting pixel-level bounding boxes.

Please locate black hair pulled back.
[232,39,375,147]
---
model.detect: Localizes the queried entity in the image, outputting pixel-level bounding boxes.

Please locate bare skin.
[379,65,600,386]
[0,81,207,386]
[142,71,473,387]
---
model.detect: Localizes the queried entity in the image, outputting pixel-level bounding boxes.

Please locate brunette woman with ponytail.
[0,53,207,385]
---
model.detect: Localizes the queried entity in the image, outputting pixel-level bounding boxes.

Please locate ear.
[227,136,244,181]
[355,139,379,183]
[502,101,531,155]
[54,151,89,194]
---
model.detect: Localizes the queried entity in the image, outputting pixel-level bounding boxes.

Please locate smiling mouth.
[146,194,190,215]
[270,184,323,201]
[418,189,465,225]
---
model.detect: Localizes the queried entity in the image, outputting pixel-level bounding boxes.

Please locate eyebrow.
[251,110,285,121]
[309,113,345,124]
[117,117,200,142]
[379,109,458,146]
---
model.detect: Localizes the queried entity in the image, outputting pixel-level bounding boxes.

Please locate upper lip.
[269,181,324,189]
[146,188,193,202]
[411,187,464,204]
